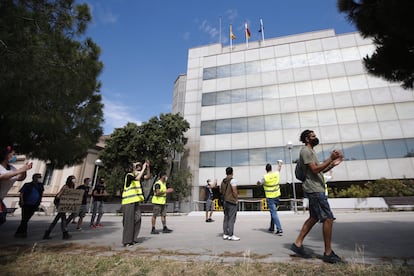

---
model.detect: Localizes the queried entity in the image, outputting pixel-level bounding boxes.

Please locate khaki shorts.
[152,204,166,217]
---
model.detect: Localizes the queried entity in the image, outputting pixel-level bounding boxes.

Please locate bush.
[332,178,414,198]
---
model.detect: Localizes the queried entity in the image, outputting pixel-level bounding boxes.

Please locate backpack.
[295,162,306,182]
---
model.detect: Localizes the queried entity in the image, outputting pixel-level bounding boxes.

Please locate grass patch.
[0,244,412,276]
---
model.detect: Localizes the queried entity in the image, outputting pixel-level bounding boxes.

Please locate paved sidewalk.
[1,211,413,265]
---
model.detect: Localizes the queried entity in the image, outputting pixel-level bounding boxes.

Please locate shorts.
[307,192,335,223]
[205,199,213,211]
[78,205,87,218]
[152,204,166,217]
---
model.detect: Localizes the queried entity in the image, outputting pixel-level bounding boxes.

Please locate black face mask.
[309,137,319,147]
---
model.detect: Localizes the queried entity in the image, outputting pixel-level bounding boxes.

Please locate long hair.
[66,175,76,188]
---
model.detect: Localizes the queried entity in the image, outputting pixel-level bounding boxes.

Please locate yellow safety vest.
[122,173,144,205]
[263,172,281,198]
[151,180,167,205]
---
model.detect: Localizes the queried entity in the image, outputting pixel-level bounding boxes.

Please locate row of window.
[203,46,370,80]
[199,138,414,167]
[200,103,412,135]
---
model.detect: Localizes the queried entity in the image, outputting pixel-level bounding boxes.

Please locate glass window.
[217,65,230,78]
[405,138,414,157]
[246,87,262,101]
[216,151,231,167]
[384,139,407,158]
[231,89,246,103]
[363,140,386,160]
[266,147,286,164]
[203,67,216,80]
[265,114,282,130]
[355,106,377,123]
[396,102,414,120]
[375,104,398,121]
[200,152,215,167]
[231,117,248,133]
[248,116,265,132]
[232,149,249,166]
[202,92,216,106]
[216,119,231,135]
[43,163,54,186]
[231,63,245,77]
[200,121,216,135]
[342,142,365,160]
[249,148,267,165]
[216,91,231,105]
[281,113,300,129]
[336,108,357,124]
[318,143,339,161]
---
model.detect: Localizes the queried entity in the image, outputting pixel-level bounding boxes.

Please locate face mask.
[310,137,319,147]
[165,177,168,182]
[8,156,17,163]
[72,179,77,184]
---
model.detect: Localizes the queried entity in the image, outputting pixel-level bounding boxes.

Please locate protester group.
[0,129,344,264]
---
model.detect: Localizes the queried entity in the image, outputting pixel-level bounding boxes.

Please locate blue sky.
[81,0,356,134]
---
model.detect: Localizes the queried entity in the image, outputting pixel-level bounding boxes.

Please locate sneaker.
[275,230,283,236]
[90,224,96,229]
[228,235,240,241]
[268,228,274,232]
[208,218,215,222]
[162,227,173,233]
[323,251,343,264]
[223,234,229,240]
[290,243,311,258]
[123,243,134,247]
[151,229,159,234]
[76,227,82,231]
[96,223,103,228]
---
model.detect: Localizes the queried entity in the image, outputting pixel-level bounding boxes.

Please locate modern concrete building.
[173,29,414,204]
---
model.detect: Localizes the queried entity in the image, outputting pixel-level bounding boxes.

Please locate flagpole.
[219,16,222,46]
[245,22,249,48]
[230,24,233,52]
[260,18,265,43]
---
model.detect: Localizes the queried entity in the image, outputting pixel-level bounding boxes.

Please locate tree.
[99,113,190,197]
[337,0,414,89]
[0,0,104,168]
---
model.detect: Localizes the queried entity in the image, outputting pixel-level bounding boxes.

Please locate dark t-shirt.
[93,184,106,201]
[76,185,90,205]
[19,182,44,206]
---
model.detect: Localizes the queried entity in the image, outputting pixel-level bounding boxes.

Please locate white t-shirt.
[0,164,18,200]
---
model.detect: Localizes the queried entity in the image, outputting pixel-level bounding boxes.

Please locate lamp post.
[88,159,103,214]
[287,142,297,214]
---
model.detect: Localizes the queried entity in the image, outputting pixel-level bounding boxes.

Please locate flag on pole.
[245,22,251,40]
[259,18,265,43]
[230,24,236,40]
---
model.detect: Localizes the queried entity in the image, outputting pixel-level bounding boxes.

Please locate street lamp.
[287,141,297,214]
[88,159,103,213]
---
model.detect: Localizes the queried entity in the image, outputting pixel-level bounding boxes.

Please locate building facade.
[174,29,414,202]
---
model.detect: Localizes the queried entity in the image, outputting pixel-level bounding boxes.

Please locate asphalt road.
[1,210,413,265]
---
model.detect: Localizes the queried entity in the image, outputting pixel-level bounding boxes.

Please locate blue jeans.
[267,197,282,231]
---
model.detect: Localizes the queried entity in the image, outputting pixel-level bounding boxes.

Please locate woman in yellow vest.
[257,161,283,235]
[122,161,150,247]
[151,172,174,234]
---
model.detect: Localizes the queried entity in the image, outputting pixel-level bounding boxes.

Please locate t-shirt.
[19,182,44,206]
[205,186,213,201]
[0,164,18,200]
[76,185,90,205]
[300,146,325,193]
[93,184,106,201]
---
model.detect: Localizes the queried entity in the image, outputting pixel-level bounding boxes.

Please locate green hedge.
[331,178,414,198]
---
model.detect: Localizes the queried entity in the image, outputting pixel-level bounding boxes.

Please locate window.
[43,163,54,186]
[384,139,407,158]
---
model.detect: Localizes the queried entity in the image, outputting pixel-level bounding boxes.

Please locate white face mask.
[165,177,168,182]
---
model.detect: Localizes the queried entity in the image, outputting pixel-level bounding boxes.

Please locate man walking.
[290,129,343,263]
[15,173,44,237]
[205,179,217,222]
[257,161,283,235]
[90,177,108,228]
[221,167,240,241]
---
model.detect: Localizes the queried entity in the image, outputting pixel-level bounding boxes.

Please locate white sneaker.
[223,234,229,240]
[228,235,240,241]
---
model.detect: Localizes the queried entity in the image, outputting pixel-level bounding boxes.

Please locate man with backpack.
[15,173,44,238]
[290,129,343,264]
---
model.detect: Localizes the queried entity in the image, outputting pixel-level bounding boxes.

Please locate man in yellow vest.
[122,161,150,247]
[151,172,174,234]
[257,161,283,236]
